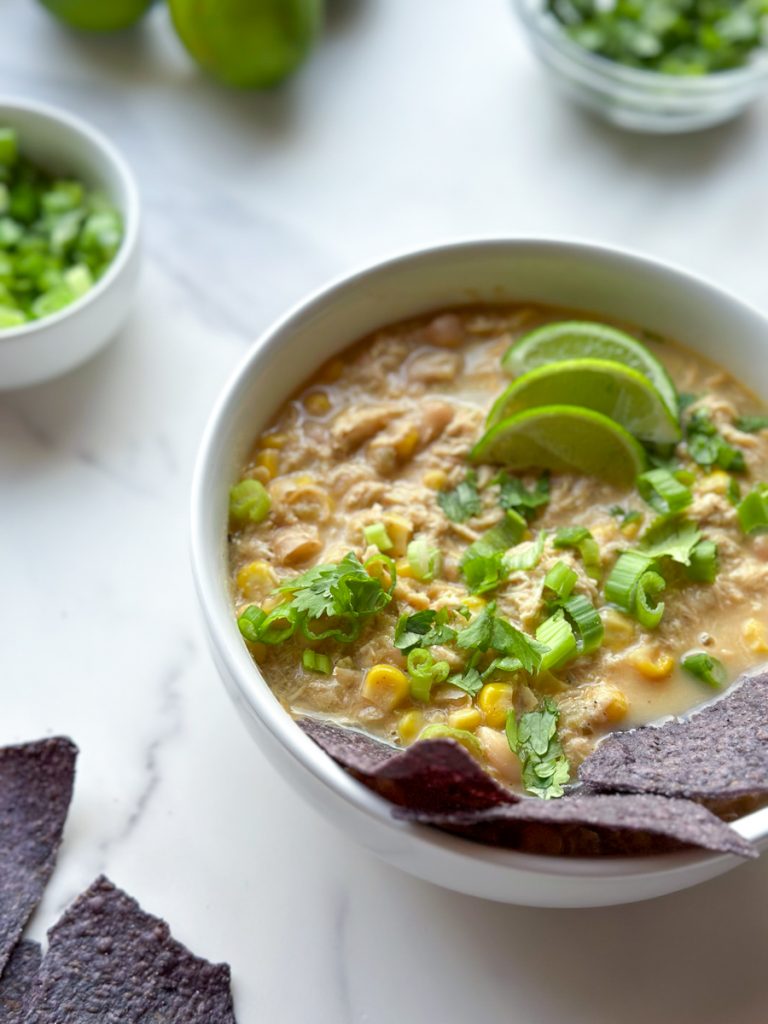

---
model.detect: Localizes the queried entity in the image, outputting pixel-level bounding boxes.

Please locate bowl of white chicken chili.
[192,239,768,906]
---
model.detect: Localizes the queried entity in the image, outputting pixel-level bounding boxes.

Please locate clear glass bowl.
[514,0,768,133]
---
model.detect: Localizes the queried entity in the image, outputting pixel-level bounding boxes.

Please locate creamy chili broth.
[228,305,768,788]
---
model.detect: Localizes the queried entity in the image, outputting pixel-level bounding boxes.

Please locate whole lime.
[37,0,154,31]
[169,0,323,89]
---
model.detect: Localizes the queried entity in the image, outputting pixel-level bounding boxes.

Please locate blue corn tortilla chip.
[0,738,76,976]
[300,717,517,812]
[579,672,768,813]
[24,876,236,1023]
[395,793,757,858]
[0,941,41,1022]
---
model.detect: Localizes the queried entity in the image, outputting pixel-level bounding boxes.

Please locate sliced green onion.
[687,540,718,583]
[737,484,768,533]
[259,604,299,644]
[229,478,271,526]
[504,531,547,572]
[363,522,393,552]
[635,570,666,629]
[637,468,692,515]
[237,606,267,644]
[561,594,604,654]
[553,526,601,580]
[419,723,482,756]
[364,553,397,595]
[681,651,727,689]
[406,648,449,702]
[543,560,577,600]
[535,610,577,671]
[302,650,332,674]
[604,550,653,612]
[465,509,527,561]
[407,537,442,581]
[301,614,361,644]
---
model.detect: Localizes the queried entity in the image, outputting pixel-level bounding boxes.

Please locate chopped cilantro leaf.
[449,661,484,697]
[686,409,745,472]
[637,516,701,566]
[735,415,768,434]
[459,510,527,593]
[678,391,701,413]
[456,602,545,675]
[437,470,482,523]
[496,471,550,520]
[506,699,570,800]
[394,608,457,653]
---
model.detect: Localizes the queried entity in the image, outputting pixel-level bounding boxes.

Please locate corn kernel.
[395,558,415,578]
[383,515,412,557]
[699,470,730,496]
[477,683,516,729]
[261,432,287,449]
[363,664,410,711]
[628,647,674,681]
[603,688,629,722]
[236,560,277,599]
[449,707,483,732]
[321,358,344,382]
[423,469,448,490]
[463,595,487,615]
[601,608,636,651]
[393,426,420,460]
[620,518,641,540]
[261,594,286,614]
[743,618,768,653]
[255,449,279,480]
[397,710,424,744]
[253,466,271,485]
[304,391,331,416]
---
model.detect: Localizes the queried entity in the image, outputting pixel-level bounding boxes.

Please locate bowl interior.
[193,240,768,897]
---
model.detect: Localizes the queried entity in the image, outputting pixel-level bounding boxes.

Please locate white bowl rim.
[513,0,768,91]
[0,95,140,343]
[191,236,768,881]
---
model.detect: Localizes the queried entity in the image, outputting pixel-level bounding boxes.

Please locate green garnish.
[678,392,701,413]
[735,415,768,433]
[535,610,577,670]
[496,471,550,520]
[553,525,601,579]
[504,532,548,572]
[237,552,396,648]
[638,516,701,565]
[681,651,727,688]
[393,608,456,653]
[737,483,768,533]
[543,560,578,600]
[686,409,746,472]
[0,126,124,328]
[420,723,483,756]
[605,550,659,623]
[609,506,643,527]
[460,509,527,594]
[506,700,570,800]
[560,593,604,653]
[547,0,768,75]
[437,470,482,523]
[637,468,692,515]
[456,602,546,675]
[406,648,450,702]
[363,522,393,552]
[634,569,666,629]
[229,479,271,525]
[302,650,332,674]
[687,539,719,582]
[406,537,442,581]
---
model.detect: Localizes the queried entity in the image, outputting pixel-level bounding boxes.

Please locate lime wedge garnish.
[471,406,647,485]
[487,358,681,444]
[503,321,679,420]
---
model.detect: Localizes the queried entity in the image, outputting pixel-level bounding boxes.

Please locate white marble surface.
[3,1,768,1021]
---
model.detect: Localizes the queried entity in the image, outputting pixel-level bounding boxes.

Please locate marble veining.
[3,0,768,1021]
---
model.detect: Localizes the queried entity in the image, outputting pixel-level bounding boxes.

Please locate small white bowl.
[191,239,768,907]
[0,98,140,390]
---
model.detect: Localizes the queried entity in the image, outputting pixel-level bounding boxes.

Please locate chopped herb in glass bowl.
[0,125,124,330]
[547,0,768,75]
[514,0,768,131]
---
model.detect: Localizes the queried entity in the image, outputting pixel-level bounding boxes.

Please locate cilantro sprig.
[506,699,570,800]
[496,471,550,520]
[437,470,482,523]
[686,409,745,472]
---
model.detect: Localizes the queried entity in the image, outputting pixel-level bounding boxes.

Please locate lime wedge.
[487,358,681,444]
[503,321,679,420]
[471,406,647,485]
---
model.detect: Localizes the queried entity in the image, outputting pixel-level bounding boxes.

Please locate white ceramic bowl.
[191,239,768,907]
[0,98,140,390]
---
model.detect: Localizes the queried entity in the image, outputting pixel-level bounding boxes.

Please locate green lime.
[487,358,681,445]
[471,406,647,485]
[169,0,323,89]
[38,0,154,31]
[503,321,679,420]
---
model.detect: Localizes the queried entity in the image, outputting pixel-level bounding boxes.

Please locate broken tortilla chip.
[0,738,76,976]
[24,876,236,1023]
[579,672,768,813]
[395,792,756,858]
[0,941,41,1023]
